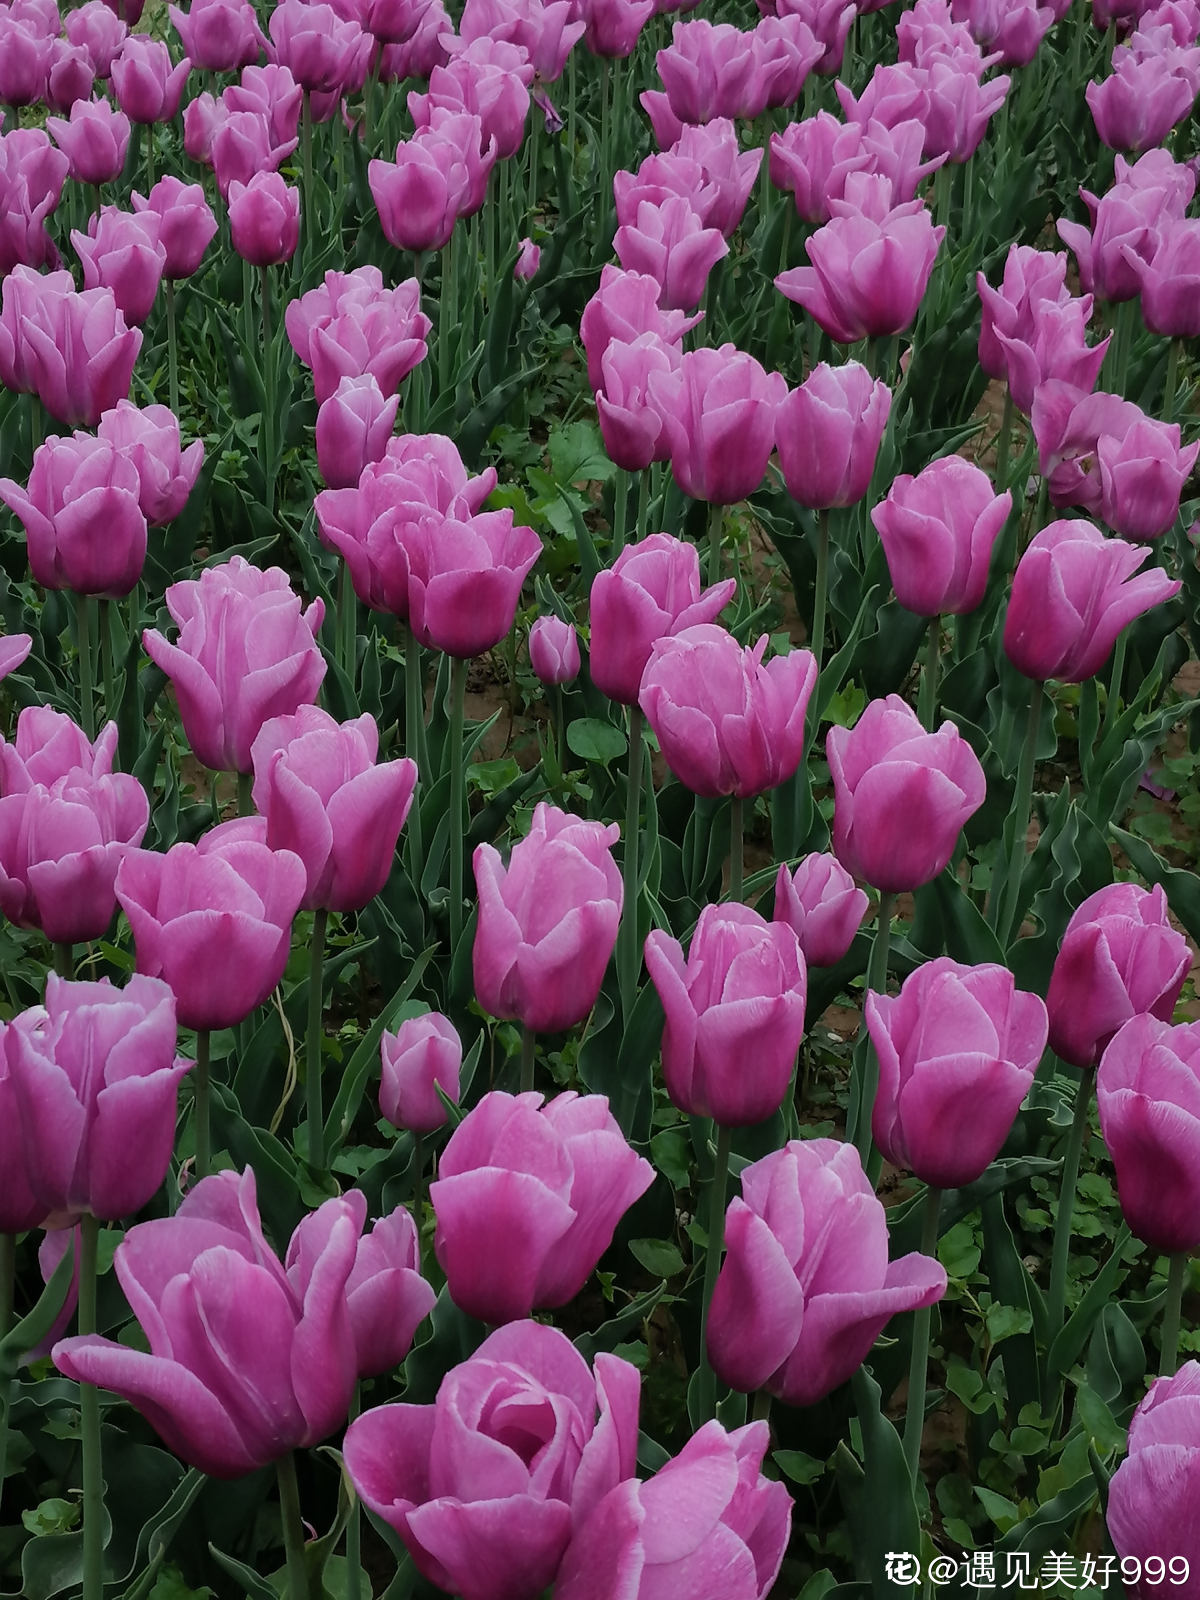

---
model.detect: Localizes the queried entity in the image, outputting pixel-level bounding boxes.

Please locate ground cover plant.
[1,0,1200,1593]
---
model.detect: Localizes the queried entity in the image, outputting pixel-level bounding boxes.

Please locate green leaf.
[207,1544,281,1600]
[773,1449,827,1487]
[983,1304,1034,1344]
[566,717,628,766]
[547,419,616,486]
[649,1128,692,1190]
[628,1238,684,1279]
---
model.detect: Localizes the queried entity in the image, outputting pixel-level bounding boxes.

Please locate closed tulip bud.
[111,37,191,124]
[47,96,131,186]
[315,375,399,489]
[645,903,807,1125]
[431,1091,653,1323]
[514,235,540,279]
[1106,1365,1200,1589]
[345,1322,640,1600]
[1098,1015,1200,1253]
[4,974,189,1225]
[827,694,986,892]
[866,958,1048,1187]
[227,171,299,266]
[555,1421,792,1600]
[639,626,817,798]
[1058,162,1189,304]
[528,614,580,685]
[116,817,307,1031]
[588,532,735,706]
[249,706,417,912]
[344,1205,435,1377]
[97,400,204,526]
[379,1012,462,1133]
[872,455,1011,616]
[131,176,217,279]
[649,343,786,505]
[773,853,868,967]
[54,1169,363,1476]
[1004,520,1182,683]
[142,555,326,776]
[0,16,51,109]
[45,40,97,114]
[169,0,267,71]
[72,207,167,326]
[776,360,891,509]
[0,635,32,683]
[0,432,148,597]
[576,0,655,56]
[596,331,677,472]
[473,803,622,1034]
[706,1139,947,1404]
[1046,883,1191,1070]
[920,57,1010,165]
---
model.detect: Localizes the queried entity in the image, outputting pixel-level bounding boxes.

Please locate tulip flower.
[1096,417,1200,542]
[249,706,417,912]
[648,344,786,504]
[344,1321,640,1600]
[836,61,930,127]
[0,15,51,108]
[575,0,655,55]
[72,207,167,326]
[3,974,189,1225]
[54,1168,364,1477]
[116,817,307,1032]
[285,267,430,405]
[458,0,585,79]
[1003,520,1182,683]
[0,431,148,597]
[773,853,869,968]
[1058,153,1192,303]
[315,375,399,489]
[639,625,817,798]
[595,331,677,472]
[555,1420,792,1600]
[1088,52,1199,157]
[920,57,1010,164]
[645,903,807,1125]
[410,38,533,160]
[613,195,729,312]
[268,0,371,94]
[369,114,497,251]
[379,1012,462,1133]
[827,694,986,892]
[992,296,1109,416]
[96,400,204,525]
[110,36,191,123]
[951,0,1055,65]
[1107,1365,1200,1587]
[65,0,127,75]
[142,555,326,776]
[529,615,580,685]
[706,1138,947,1404]
[872,455,1011,616]
[769,111,872,224]
[12,281,142,429]
[431,1091,653,1322]
[1031,382,1146,515]
[131,176,217,279]
[1132,218,1200,339]
[473,803,623,1034]
[977,244,1073,380]
[1046,883,1191,1070]
[0,128,69,277]
[661,119,761,236]
[1097,1015,1200,1254]
[46,96,131,186]
[866,958,1048,1188]
[775,360,891,509]
[0,635,32,682]
[345,1205,435,1378]
[514,236,541,279]
[207,105,299,198]
[169,0,267,71]
[403,509,541,659]
[227,171,299,266]
[45,40,98,113]
[580,264,699,395]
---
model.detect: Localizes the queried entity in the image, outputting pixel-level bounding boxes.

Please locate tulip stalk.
[238,771,254,817]
[448,655,468,949]
[260,265,276,519]
[697,1122,733,1425]
[54,942,74,979]
[75,593,96,740]
[79,1212,105,1600]
[1161,1253,1188,1378]
[1102,632,1127,746]
[1164,338,1181,418]
[520,1026,536,1094]
[903,1184,942,1481]
[306,910,328,1171]
[918,616,941,731]
[339,563,357,689]
[403,625,425,871]
[728,794,744,902]
[194,1029,211,1179]
[994,388,1015,491]
[277,1451,311,1600]
[1046,1069,1093,1367]
[852,891,895,1165]
[706,503,725,586]
[165,281,179,417]
[993,682,1043,948]
[618,706,644,1015]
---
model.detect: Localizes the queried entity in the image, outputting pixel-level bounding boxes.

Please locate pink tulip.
[649,343,786,503]
[370,112,497,251]
[431,1091,653,1321]
[706,1139,947,1403]
[411,37,532,160]
[769,111,872,223]
[268,0,371,94]
[580,264,700,396]
[639,624,817,797]
[227,170,299,266]
[613,194,729,312]
[773,852,868,967]
[345,1321,639,1600]
[950,0,1055,65]
[111,36,191,123]
[827,694,986,892]
[249,705,417,912]
[645,902,807,1124]
[44,40,97,113]
[379,1012,462,1133]
[64,2,128,79]
[776,359,891,509]
[977,243,1072,377]
[458,0,585,79]
[315,375,399,489]
[47,96,131,186]
[72,207,167,326]
[1087,52,1197,152]
[595,331,677,471]
[529,615,580,685]
[1132,218,1200,338]
[1058,151,1193,303]
[344,1205,435,1377]
[6,279,142,428]
[872,455,1012,616]
[0,128,69,278]
[131,176,217,279]
[1107,1365,1200,1588]
[575,0,654,55]
[0,14,50,108]
[473,802,622,1032]
[403,509,540,658]
[286,269,430,405]
[169,0,267,71]
[142,555,326,775]
[515,236,541,279]
[116,817,307,1030]
[96,400,204,525]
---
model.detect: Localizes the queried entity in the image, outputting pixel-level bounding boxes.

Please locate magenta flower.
[116,817,307,1031]
[345,1322,639,1600]
[473,802,622,1033]
[0,128,69,277]
[1133,218,1200,339]
[249,705,417,913]
[169,0,267,71]
[872,455,1012,616]
[72,206,167,326]
[639,625,817,798]
[111,36,191,124]
[403,509,541,658]
[370,114,497,251]
[775,359,891,509]
[268,0,371,93]
[410,37,533,160]
[12,281,142,429]
[64,0,128,76]
[645,902,808,1125]
[579,264,699,395]
[649,343,786,504]
[379,1012,462,1133]
[458,0,585,79]
[285,266,430,405]
[431,1091,653,1322]
[773,852,868,968]
[54,1168,363,1477]
[528,615,580,686]
[706,1139,947,1404]
[315,375,400,490]
[47,96,131,186]
[97,400,204,526]
[613,194,729,312]
[769,111,871,224]
[1107,1366,1200,1590]
[131,176,217,279]
[595,331,678,472]
[227,171,299,266]
[142,555,326,776]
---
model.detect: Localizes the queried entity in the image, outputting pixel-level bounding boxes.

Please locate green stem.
[54,942,74,979]
[810,508,830,671]
[344,1385,363,1600]
[1102,630,1127,746]
[410,1134,425,1273]
[751,1387,773,1426]
[260,264,275,519]
[1161,1252,1187,1378]
[276,1452,310,1600]
[994,682,1043,948]
[403,623,425,871]
[520,1026,536,1094]
[697,1122,733,1424]
[165,280,179,417]
[852,891,895,1165]
[903,1185,942,1481]
[99,598,116,728]
[918,615,940,731]
[194,1029,211,1179]
[728,793,744,902]
[1164,338,1181,419]
[0,1232,15,1520]
[79,1213,104,1600]
[612,470,628,554]
[339,561,356,689]
[438,229,456,399]
[448,655,468,949]
[301,92,314,254]
[306,910,328,1170]
[618,705,643,1016]
[994,387,1014,492]
[75,592,95,740]
[238,770,254,817]
[706,502,725,587]
[1046,1070,1093,1359]
[636,466,651,543]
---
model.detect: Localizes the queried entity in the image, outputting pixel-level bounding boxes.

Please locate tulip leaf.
[206,1545,278,1600]
[115,1469,207,1600]
[838,1369,921,1597]
[566,717,627,766]
[0,1237,77,1382]
[1109,824,1200,948]
[1045,1224,1133,1382]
